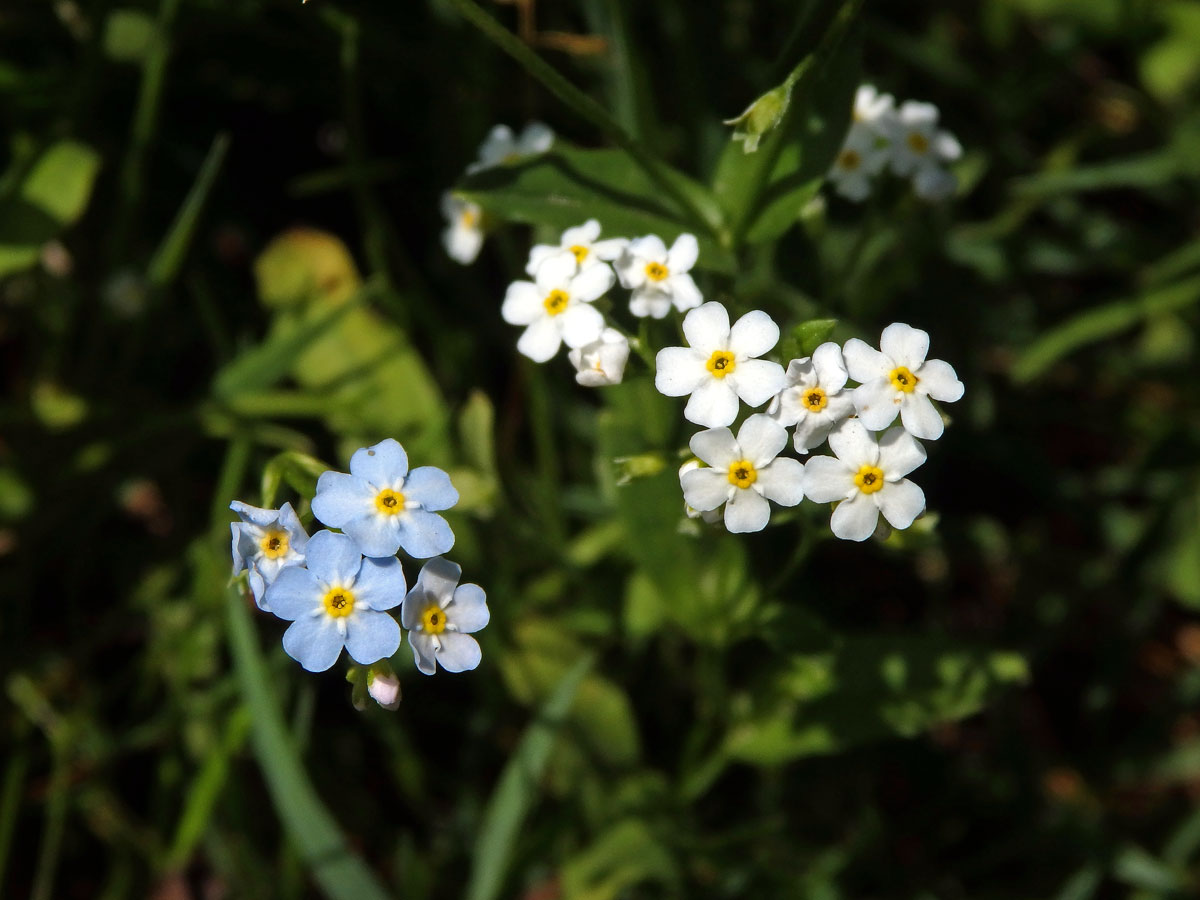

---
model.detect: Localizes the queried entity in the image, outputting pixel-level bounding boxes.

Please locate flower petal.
[900,392,945,440]
[525,244,559,277]
[916,358,964,402]
[445,222,483,265]
[352,555,407,611]
[395,509,455,559]
[829,494,881,541]
[282,617,345,672]
[304,530,363,586]
[411,557,462,612]
[853,378,903,431]
[629,291,671,319]
[404,466,459,512]
[342,513,401,558]
[435,632,483,673]
[879,323,930,370]
[842,338,891,382]
[682,302,730,354]
[681,466,732,511]
[811,342,848,392]
[311,472,372,529]
[668,274,703,312]
[344,610,401,665]
[688,426,740,468]
[729,310,780,359]
[877,478,925,530]
[802,455,853,503]
[630,234,668,262]
[559,303,605,349]
[827,418,880,468]
[533,251,577,292]
[518,121,555,154]
[516,318,562,363]
[408,632,438,675]
[729,359,788,408]
[562,219,600,246]
[878,425,927,478]
[685,378,739,427]
[655,347,706,397]
[724,488,771,533]
[502,281,544,325]
[570,262,616,303]
[737,413,788,465]
[756,457,805,506]
[448,582,489,633]
[592,237,629,261]
[667,233,698,273]
[264,566,321,621]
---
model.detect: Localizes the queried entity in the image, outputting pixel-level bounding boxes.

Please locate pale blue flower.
[311,439,458,559]
[401,558,489,675]
[264,530,406,672]
[230,500,308,610]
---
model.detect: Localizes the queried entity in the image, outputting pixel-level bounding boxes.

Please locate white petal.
[668,274,703,312]
[880,323,930,370]
[655,347,707,397]
[827,418,879,468]
[516,318,562,363]
[570,263,615,303]
[842,338,891,382]
[667,233,699,273]
[853,378,903,432]
[525,244,559,277]
[829,494,881,541]
[877,426,927,478]
[629,291,671,319]
[533,252,577,292]
[724,488,771,533]
[629,234,667,262]
[562,219,601,246]
[916,358,964,402]
[899,392,945,440]
[811,342,848,392]
[592,238,629,261]
[934,131,962,162]
[755,457,805,506]
[876,479,925,530]
[684,378,740,428]
[615,249,645,289]
[682,301,730,353]
[518,121,555,154]
[445,223,483,264]
[501,281,543,325]
[913,167,957,202]
[793,415,838,454]
[736,414,787,466]
[803,455,855,503]
[689,426,740,468]
[559,304,605,349]
[728,310,780,359]
[833,172,872,202]
[681,467,732,511]
[729,359,788,408]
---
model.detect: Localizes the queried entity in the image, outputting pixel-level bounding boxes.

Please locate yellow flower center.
[838,149,861,171]
[854,464,885,495]
[569,244,589,264]
[543,289,569,316]
[727,459,758,489]
[801,386,828,412]
[888,366,919,393]
[460,208,479,229]
[374,488,406,516]
[323,587,356,619]
[259,529,289,559]
[644,261,669,282]
[906,132,929,154]
[706,350,736,378]
[421,604,447,635]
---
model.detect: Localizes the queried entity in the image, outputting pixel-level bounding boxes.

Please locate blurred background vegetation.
[2,0,1200,897]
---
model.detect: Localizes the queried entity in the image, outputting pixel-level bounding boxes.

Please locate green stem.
[443,0,711,232]
[30,747,70,900]
[0,749,29,893]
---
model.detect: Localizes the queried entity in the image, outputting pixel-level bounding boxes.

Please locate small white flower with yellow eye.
[769,342,856,453]
[803,419,927,542]
[885,101,961,200]
[502,251,614,363]
[852,84,895,127]
[526,219,627,277]
[441,193,484,265]
[467,122,555,174]
[568,328,630,387]
[655,301,788,428]
[615,234,703,319]
[680,415,806,533]
[843,322,964,441]
[828,122,890,201]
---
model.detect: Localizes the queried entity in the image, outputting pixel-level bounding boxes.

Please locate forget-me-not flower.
[401,557,490,675]
[265,530,406,672]
[615,234,703,319]
[768,342,856,453]
[230,500,308,610]
[502,250,613,363]
[441,193,484,265]
[312,438,458,559]
[467,122,555,174]
[525,219,627,277]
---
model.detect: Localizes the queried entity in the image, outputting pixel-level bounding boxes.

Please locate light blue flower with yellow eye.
[264,530,406,672]
[311,438,458,559]
[401,557,489,675]
[230,500,309,610]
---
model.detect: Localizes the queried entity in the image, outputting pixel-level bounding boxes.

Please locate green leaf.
[147,133,230,289]
[466,655,594,900]
[21,141,102,226]
[103,9,156,64]
[560,819,680,900]
[794,318,838,356]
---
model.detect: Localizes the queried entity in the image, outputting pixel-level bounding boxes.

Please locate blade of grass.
[0,748,29,893]
[147,132,231,289]
[465,654,595,900]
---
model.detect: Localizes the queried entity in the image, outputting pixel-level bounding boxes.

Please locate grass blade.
[147,132,231,289]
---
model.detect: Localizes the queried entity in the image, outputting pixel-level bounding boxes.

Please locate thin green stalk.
[521,359,566,548]
[443,0,711,232]
[0,749,29,892]
[30,747,70,900]
[147,132,231,289]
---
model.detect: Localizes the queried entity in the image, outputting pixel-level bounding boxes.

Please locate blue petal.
[436,633,482,673]
[230,500,279,528]
[231,523,248,574]
[449,583,489,633]
[349,439,409,486]
[311,472,373,529]
[408,632,438,675]
[304,530,363,586]
[344,610,401,664]
[264,567,321,621]
[282,617,345,672]
[277,502,310,551]
[249,567,268,610]
[416,557,461,601]
[396,510,455,558]
[353,555,406,611]
[342,513,402,558]
[404,466,459,512]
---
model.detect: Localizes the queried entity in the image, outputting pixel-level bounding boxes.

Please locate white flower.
[501,252,613,363]
[828,121,890,202]
[885,101,961,200]
[768,342,856,452]
[526,219,627,277]
[568,327,630,387]
[852,84,895,127]
[655,301,788,428]
[679,460,722,524]
[441,193,484,265]
[401,557,490,675]
[467,122,555,174]
[680,415,805,534]
[803,419,927,542]
[843,322,964,440]
[615,234,703,319]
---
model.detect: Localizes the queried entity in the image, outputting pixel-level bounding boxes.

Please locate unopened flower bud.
[724,84,792,154]
[366,662,401,711]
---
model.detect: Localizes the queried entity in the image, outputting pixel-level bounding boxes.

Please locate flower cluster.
[230,439,489,690]
[828,85,962,203]
[660,311,963,540]
[442,122,555,265]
